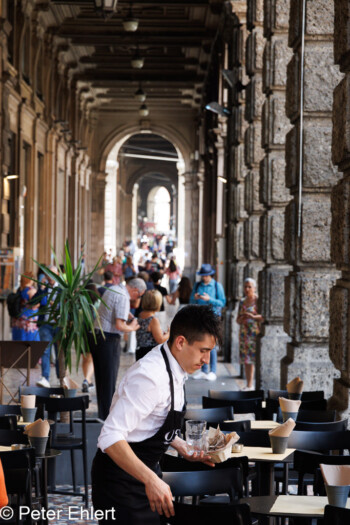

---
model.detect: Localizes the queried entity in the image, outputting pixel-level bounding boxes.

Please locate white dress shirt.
[98,342,187,452]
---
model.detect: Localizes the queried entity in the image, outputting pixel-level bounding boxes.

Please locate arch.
[126,166,177,195]
[97,122,192,176]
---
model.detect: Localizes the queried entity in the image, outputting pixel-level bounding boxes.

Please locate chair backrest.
[275,399,328,422]
[0,415,17,430]
[0,405,21,416]
[209,389,264,400]
[0,448,36,504]
[220,420,251,432]
[39,395,89,441]
[288,430,350,453]
[324,504,350,525]
[267,389,287,400]
[202,396,263,419]
[0,430,28,446]
[297,410,336,422]
[163,502,252,525]
[184,406,234,425]
[295,420,347,432]
[267,390,324,401]
[160,453,249,486]
[234,430,270,447]
[293,450,350,495]
[162,468,242,502]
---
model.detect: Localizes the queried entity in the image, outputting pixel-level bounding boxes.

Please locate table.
[241,495,350,525]
[250,421,280,430]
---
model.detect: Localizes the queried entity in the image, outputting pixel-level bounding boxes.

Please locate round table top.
[35,448,61,459]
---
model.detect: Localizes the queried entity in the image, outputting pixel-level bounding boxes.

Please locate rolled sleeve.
[97,369,160,452]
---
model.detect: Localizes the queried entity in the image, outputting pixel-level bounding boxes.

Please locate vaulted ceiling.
[47,0,224,116]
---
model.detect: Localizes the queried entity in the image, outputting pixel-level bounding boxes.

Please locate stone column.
[329,1,350,416]
[90,174,106,259]
[244,0,265,281]
[183,170,197,281]
[228,3,248,366]
[282,0,342,395]
[256,0,292,390]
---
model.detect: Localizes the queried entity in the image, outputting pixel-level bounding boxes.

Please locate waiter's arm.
[105,440,175,518]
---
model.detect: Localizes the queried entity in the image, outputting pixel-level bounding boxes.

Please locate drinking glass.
[185,420,206,455]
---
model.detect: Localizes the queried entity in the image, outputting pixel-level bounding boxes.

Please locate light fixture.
[139,103,149,117]
[123,3,139,32]
[4,174,19,180]
[134,85,146,102]
[205,102,231,117]
[218,176,227,183]
[94,0,118,18]
[131,47,144,69]
[221,69,235,88]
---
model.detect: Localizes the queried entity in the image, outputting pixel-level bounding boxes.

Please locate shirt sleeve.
[97,367,161,452]
[209,282,226,308]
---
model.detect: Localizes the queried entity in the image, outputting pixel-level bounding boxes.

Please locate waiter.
[91,305,221,524]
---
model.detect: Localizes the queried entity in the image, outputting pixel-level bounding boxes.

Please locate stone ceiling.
[47,0,224,116]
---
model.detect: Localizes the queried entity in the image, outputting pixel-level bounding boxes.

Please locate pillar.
[282,0,342,395]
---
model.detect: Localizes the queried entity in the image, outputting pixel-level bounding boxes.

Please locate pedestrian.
[11,272,40,342]
[189,263,226,381]
[35,266,60,387]
[165,257,181,293]
[91,305,220,524]
[136,289,169,361]
[150,272,168,311]
[168,276,192,310]
[88,277,146,420]
[104,256,123,285]
[98,271,114,297]
[123,256,137,281]
[236,277,263,390]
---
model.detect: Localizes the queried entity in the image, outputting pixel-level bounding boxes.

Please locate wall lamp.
[4,174,19,180]
[205,102,231,117]
[222,69,235,88]
[218,176,227,183]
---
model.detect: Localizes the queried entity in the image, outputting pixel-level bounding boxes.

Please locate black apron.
[91,346,185,524]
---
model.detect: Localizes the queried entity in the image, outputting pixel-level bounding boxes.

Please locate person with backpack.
[10,272,40,342]
[189,263,226,381]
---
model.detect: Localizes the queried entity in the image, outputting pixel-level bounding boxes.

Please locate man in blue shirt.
[189,263,226,380]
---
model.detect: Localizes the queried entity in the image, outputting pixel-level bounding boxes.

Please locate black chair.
[184,407,234,428]
[267,390,324,401]
[293,450,350,496]
[160,453,251,497]
[295,420,347,432]
[288,430,350,453]
[0,415,17,430]
[202,396,263,420]
[275,399,328,422]
[0,430,28,446]
[324,504,350,525]
[39,395,89,506]
[297,409,336,422]
[221,420,251,432]
[209,389,264,400]
[162,468,242,503]
[0,405,21,416]
[162,502,252,525]
[19,386,65,399]
[0,448,36,525]
[234,430,270,447]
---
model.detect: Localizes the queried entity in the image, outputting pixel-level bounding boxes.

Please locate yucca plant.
[34,240,104,384]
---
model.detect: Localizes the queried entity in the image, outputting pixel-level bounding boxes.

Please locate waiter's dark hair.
[168,305,222,347]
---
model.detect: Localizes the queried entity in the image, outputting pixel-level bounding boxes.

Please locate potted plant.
[34,240,104,384]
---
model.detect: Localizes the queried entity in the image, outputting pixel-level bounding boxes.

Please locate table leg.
[41,459,48,525]
[258,463,276,525]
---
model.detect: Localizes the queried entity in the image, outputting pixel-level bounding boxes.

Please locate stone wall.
[282,0,342,396]
[329,0,350,416]
[256,0,292,390]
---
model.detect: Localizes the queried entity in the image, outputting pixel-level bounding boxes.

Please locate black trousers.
[89,331,121,420]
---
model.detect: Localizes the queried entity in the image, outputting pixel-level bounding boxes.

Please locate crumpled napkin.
[23,418,50,437]
[320,464,350,486]
[207,426,240,463]
[269,418,295,438]
[286,377,304,394]
[63,377,79,390]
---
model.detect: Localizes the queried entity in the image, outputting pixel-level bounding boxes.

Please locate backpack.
[6,288,22,318]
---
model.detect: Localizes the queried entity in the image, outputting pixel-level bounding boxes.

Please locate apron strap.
[160,345,175,412]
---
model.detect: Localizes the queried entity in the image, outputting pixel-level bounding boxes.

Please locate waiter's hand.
[170,436,215,467]
[145,474,174,517]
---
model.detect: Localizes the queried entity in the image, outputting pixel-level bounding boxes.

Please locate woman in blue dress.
[11,272,40,341]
